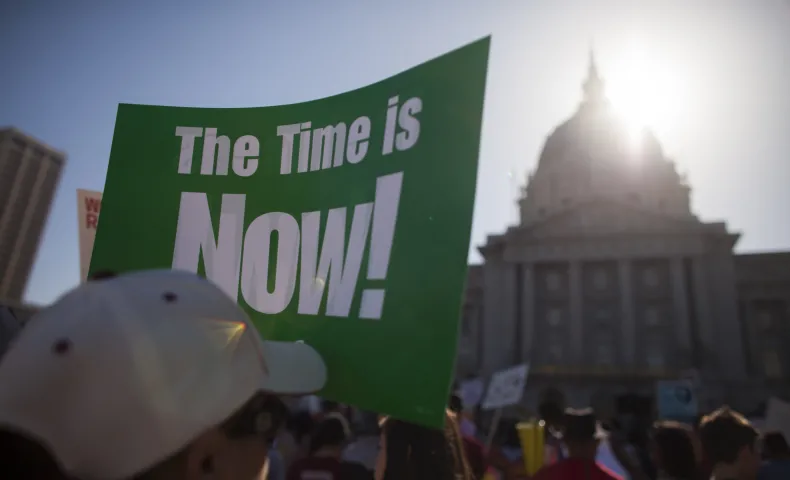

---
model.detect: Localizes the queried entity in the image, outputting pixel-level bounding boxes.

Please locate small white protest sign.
[482,363,529,410]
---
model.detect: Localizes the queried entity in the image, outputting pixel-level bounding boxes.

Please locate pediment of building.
[520,199,701,239]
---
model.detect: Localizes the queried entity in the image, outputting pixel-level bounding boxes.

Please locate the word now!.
[171,172,403,320]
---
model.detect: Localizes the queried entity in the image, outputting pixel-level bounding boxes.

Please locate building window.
[594,334,615,365]
[645,307,661,326]
[646,341,665,368]
[764,351,783,379]
[546,272,561,292]
[646,352,665,368]
[595,344,614,365]
[643,268,659,288]
[758,311,773,330]
[547,308,563,327]
[548,343,564,363]
[593,269,608,290]
[593,309,612,324]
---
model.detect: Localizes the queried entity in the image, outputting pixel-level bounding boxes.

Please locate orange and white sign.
[77,189,102,282]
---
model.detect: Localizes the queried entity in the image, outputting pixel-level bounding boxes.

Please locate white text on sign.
[171,173,403,320]
[170,95,421,320]
[174,96,422,177]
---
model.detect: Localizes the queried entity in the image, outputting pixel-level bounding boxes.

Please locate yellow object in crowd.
[517,419,545,475]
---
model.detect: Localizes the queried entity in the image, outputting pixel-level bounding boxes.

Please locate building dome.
[519,50,692,226]
[537,104,665,170]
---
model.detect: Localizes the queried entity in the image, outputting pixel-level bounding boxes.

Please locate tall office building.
[0,127,65,301]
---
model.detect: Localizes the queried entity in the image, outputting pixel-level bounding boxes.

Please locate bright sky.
[2,0,789,305]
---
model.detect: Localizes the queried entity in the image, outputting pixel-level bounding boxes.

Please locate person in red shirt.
[532,408,623,480]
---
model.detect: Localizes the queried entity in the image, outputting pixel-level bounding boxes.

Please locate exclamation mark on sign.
[359,172,404,320]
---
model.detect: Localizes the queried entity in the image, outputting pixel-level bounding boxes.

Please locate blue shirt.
[758,459,790,480]
[266,449,286,480]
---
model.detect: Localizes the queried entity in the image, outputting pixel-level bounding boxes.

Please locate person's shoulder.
[531,461,562,480]
[594,462,624,480]
[340,460,373,480]
[287,457,326,474]
[759,459,790,478]
[463,436,485,453]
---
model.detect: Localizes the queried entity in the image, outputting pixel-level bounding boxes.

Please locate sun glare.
[606,43,684,141]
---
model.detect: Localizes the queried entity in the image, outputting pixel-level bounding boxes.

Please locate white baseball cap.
[0,269,327,480]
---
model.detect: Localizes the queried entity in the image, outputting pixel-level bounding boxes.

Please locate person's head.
[321,400,340,413]
[286,411,317,446]
[561,408,602,460]
[650,421,699,479]
[308,416,351,456]
[354,410,381,437]
[539,401,564,429]
[448,394,464,415]
[448,395,478,438]
[0,269,327,480]
[375,410,473,480]
[762,431,790,460]
[699,406,760,479]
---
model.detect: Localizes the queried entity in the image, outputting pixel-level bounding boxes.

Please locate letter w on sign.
[77,189,103,282]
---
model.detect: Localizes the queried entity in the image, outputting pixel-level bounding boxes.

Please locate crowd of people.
[252,395,790,480]
[0,269,788,480]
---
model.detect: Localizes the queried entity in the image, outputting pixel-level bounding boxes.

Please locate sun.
[606,43,684,141]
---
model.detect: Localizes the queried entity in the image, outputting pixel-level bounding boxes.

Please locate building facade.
[0,127,65,301]
[457,55,790,416]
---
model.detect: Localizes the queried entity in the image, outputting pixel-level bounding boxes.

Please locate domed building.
[457,52,790,416]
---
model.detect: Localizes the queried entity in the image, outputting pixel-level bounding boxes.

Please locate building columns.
[618,260,636,365]
[691,258,713,350]
[521,263,535,361]
[481,262,517,374]
[670,257,692,351]
[569,261,583,363]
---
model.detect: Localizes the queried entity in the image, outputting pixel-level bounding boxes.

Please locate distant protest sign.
[77,189,102,282]
[482,364,530,410]
[656,379,698,421]
[91,38,490,428]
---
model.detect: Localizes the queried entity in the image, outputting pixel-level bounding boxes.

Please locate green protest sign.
[91,37,490,428]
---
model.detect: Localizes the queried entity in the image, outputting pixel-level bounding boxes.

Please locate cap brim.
[259,340,327,395]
